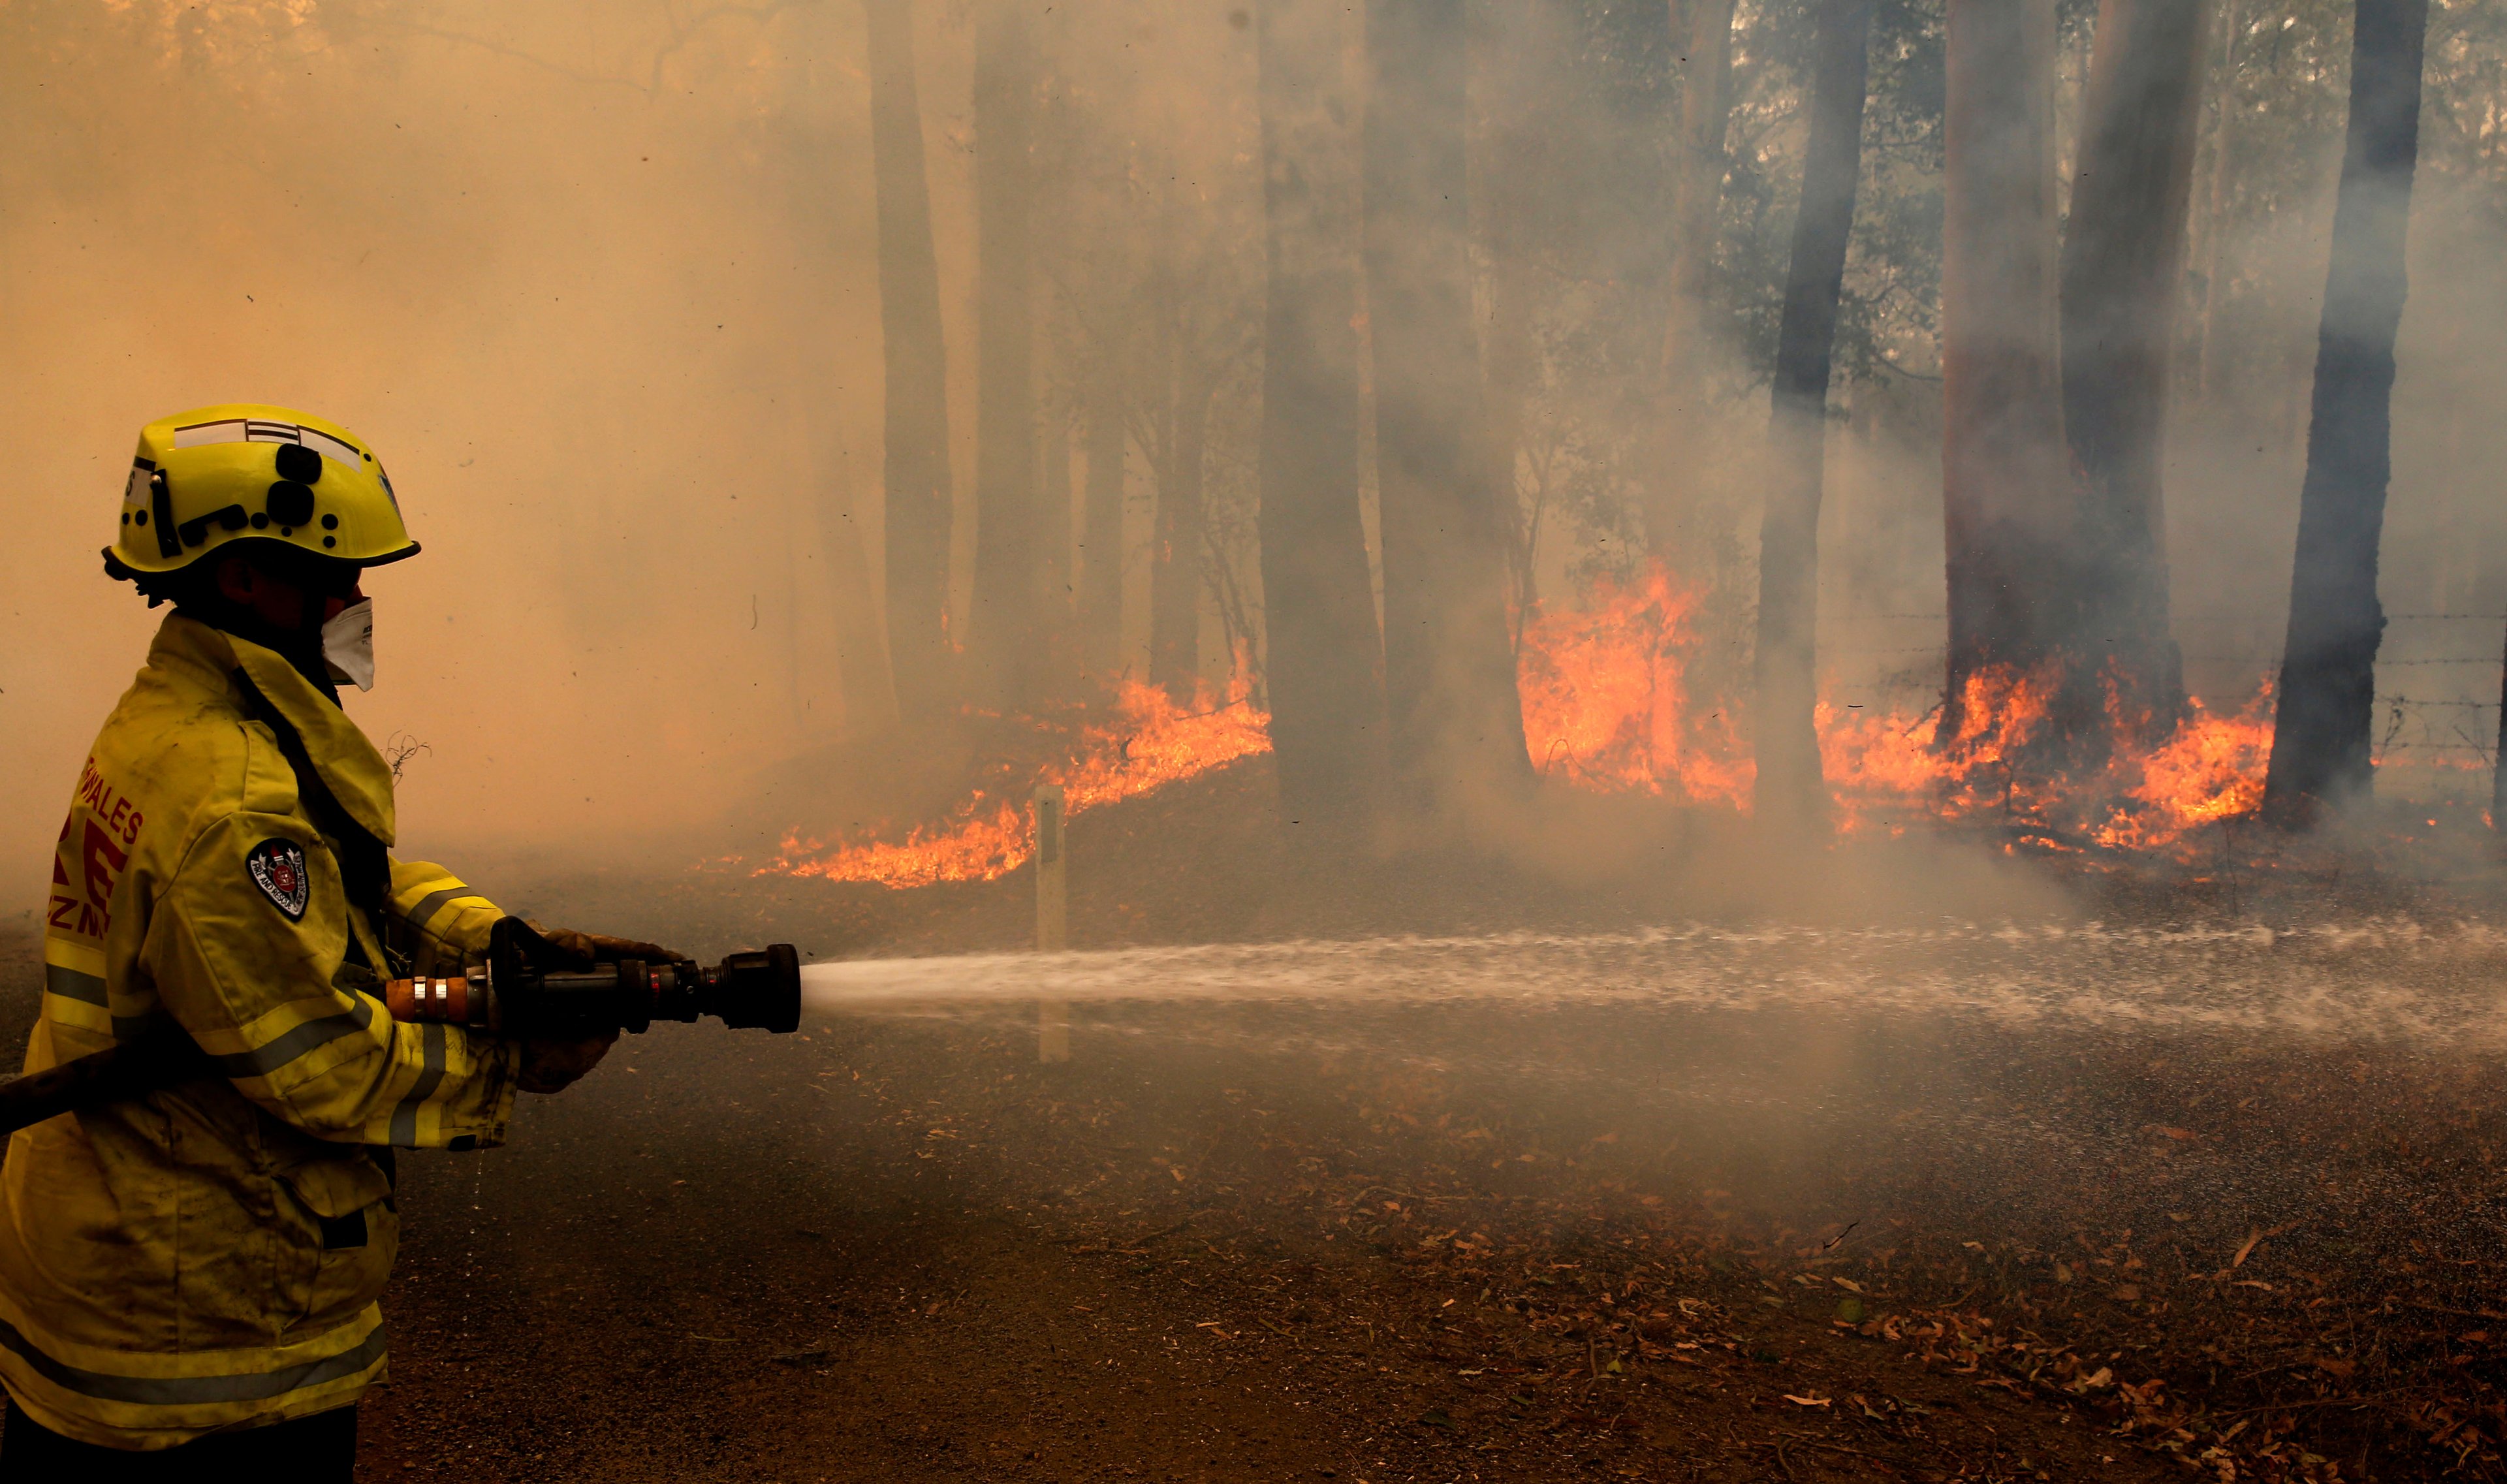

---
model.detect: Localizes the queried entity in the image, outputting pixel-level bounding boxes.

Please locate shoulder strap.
[230,668,392,920]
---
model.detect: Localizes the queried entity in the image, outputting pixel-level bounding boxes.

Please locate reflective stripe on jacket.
[1,614,522,1449]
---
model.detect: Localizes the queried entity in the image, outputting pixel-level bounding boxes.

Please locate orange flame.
[764,673,1270,888]
[1814,669,2042,836]
[765,565,2301,886]
[1515,567,2277,855]
[1515,565,1752,808]
[1855,663,2062,829]
[2089,689,2275,850]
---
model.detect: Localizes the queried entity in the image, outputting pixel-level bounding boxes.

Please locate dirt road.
[5,760,2495,1481]
[354,1012,2171,1483]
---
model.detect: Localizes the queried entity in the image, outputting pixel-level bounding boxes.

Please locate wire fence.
[1816,612,2507,622]
[1805,612,2506,778]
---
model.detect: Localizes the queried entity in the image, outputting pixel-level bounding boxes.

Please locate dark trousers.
[0,1395,355,1480]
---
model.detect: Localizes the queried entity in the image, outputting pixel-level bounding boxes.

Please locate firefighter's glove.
[534,926,694,966]
[491,915,584,975]
[518,1032,618,1095]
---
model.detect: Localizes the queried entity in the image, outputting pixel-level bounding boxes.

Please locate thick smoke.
[1,0,2503,909]
[0,2,907,894]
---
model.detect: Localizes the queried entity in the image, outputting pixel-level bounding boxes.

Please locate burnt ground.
[346,1016,2182,1484]
[7,757,2507,1481]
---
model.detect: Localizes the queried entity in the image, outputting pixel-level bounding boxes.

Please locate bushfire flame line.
[763,565,2408,889]
[766,675,1270,889]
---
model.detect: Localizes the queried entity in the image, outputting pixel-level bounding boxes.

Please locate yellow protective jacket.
[0,613,523,1449]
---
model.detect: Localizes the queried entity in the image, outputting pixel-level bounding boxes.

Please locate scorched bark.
[1364,0,1530,803]
[968,0,1042,708]
[2263,0,2430,821]
[2058,0,2213,735]
[1940,0,2070,725]
[1255,0,1386,822]
[864,0,954,721]
[1754,0,1874,833]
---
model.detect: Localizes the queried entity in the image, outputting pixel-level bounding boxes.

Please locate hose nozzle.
[386,936,802,1039]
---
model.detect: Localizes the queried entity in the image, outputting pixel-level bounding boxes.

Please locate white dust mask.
[322,597,375,692]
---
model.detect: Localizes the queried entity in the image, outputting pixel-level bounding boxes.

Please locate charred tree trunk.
[2495,616,2507,836]
[1037,404,1075,687]
[1754,0,1873,834]
[1483,234,1538,614]
[2191,0,2243,401]
[1255,0,1385,823]
[1648,0,1738,560]
[1941,0,2069,723]
[1661,0,1737,384]
[1148,365,1214,702]
[2263,0,2429,822]
[1479,0,1545,622]
[2059,0,2212,737]
[863,0,954,720]
[817,471,902,736]
[968,0,1039,708]
[1080,360,1127,676]
[1364,0,1530,805]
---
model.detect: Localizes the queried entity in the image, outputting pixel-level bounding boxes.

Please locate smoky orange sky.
[0,1,981,902]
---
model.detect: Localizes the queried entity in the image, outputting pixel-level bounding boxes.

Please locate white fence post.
[1035,785,1069,1062]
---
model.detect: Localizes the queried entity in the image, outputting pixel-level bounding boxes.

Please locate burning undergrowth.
[765,674,1269,888]
[1516,566,2280,857]
[1818,665,2278,855]
[1513,565,1756,808]
[764,565,2293,889]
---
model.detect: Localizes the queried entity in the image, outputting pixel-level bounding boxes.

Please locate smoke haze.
[2,0,2504,905]
[1,1,907,895]
[14,12,2507,1477]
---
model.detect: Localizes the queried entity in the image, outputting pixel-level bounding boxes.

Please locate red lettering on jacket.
[78,822,129,940]
[47,821,80,934]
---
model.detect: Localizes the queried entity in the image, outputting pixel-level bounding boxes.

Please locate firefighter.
[0,405,666,1474]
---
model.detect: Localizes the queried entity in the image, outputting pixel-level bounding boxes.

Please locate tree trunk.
[1661,0,1737,384]
[1080,362,1127,676]
[2059,0,2212,736]
[1255,0,1385,823]
[1483,236,1538,616]
[1037,402,1075,687]
[2262,0,2429,822]
[863,0,954,720]
[1364,0,1530,805]
[1148,365,1213,702]
[2190,0,2243,401]
[1481,0,1545,622]
[967,0,1039,708]
[1754,0,1874,834]
[2494,616,2507,836]
[1648,0,1738,561]
[1941,0,2069,719]
[816,460,902,736]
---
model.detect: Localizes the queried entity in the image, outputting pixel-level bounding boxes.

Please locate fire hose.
[0,924,802,1140]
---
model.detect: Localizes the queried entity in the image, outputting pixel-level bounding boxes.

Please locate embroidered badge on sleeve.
[246,838,311,921]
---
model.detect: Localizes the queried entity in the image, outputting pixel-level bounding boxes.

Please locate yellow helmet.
[106,403,418,577]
